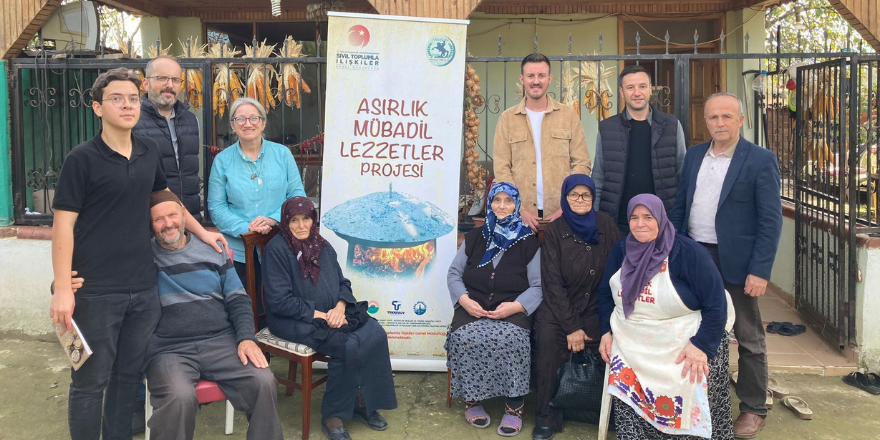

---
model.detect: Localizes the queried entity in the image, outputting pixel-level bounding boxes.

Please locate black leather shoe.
[321,418,352,440]
[354,408,388,431]
[532,425,554,440]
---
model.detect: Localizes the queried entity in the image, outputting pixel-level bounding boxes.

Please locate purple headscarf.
[620,194,675,318]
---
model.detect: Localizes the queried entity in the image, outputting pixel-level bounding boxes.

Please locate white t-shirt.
[526,108,545,210]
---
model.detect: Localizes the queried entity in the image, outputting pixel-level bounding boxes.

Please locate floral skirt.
[445,318,531,402]
[613,334,734,440]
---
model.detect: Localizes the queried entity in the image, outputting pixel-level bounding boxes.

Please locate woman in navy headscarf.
[531,174,621,439]
[446,182,542,436]
[597,194,733,439]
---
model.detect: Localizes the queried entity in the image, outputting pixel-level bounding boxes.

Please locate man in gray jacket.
[593,65,686,233]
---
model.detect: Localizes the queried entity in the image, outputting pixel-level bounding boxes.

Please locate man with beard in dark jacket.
[593,65,686,234]
[135,55,203,222]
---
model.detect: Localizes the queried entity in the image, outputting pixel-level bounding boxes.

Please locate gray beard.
[157,229,186,250]
[148,94,175,112]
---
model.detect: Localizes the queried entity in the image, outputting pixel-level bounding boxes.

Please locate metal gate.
[793,59,851,347]
[790,56,880,348]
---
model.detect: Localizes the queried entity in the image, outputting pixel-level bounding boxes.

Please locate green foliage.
[765,0,875,56]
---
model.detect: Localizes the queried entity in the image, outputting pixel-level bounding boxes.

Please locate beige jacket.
[493,97,591,216]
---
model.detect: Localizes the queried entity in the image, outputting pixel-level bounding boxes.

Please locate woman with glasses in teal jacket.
[208,97,306,305]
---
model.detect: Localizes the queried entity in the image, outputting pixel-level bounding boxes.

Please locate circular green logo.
[426,36,455,67]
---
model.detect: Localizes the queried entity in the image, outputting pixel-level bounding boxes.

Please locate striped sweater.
[146,233,255,360]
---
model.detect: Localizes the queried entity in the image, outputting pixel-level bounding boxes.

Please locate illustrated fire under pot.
[323,186,455,277]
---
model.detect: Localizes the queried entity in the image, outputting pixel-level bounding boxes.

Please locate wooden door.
[689,59,721,145]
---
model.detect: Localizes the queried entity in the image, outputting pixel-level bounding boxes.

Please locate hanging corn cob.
[243,39,278,110]
[276,36,312,109]
[560,61,581,117]
[464,62,487,198]
[178,37,207,110]
[146,42,171,59]
[208,43,243,118]
[579,55,614,121]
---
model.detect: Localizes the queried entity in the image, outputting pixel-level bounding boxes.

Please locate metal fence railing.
[11,49,879,348]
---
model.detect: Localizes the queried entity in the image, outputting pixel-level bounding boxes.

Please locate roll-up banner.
[320,12,468,371]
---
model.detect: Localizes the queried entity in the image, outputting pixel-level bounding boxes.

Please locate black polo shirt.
[53,132,167,295]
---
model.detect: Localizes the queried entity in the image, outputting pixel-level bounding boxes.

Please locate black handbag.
[550,348,605,413]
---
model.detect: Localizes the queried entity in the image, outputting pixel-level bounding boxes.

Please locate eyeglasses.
[232,116,265,126]
[566,192,593,202]
[101,95,142,108]
[147,76,184,85]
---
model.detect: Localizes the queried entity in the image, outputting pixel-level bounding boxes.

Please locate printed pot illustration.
[323,185,455,277]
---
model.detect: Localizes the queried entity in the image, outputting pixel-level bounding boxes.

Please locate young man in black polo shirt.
[50,68,227,440]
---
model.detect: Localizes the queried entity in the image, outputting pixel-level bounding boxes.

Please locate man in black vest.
[593,65,686,233]
[135,55,203,222]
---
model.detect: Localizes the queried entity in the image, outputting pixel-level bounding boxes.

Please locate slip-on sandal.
[768,378,791,398]
[497,402,524,437]
[777,323,807,336]
[766,321,788,334]
[866,372,880,386]
[464,403,491,428]
[842,372,880,395]
[781,396,813,420]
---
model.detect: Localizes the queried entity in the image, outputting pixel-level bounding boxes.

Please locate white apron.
[607,258,714,438]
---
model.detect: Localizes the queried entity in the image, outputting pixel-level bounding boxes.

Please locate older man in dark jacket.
[134,55,202,221]
[671,92,782,439]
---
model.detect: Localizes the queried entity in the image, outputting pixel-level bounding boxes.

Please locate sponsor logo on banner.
[426,36,455,66]
[388,300,405,315]
[413,301,427,315]
[337,24,380,71]
[367,301,379,314]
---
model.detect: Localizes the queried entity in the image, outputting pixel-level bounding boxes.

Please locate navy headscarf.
[560,174,599,244]
[480,182,534,267]
[620,194,676,318]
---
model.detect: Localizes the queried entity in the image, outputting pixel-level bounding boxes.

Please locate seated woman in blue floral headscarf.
[446,182,542,437]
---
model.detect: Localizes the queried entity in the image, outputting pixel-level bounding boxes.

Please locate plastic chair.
[144,379,234,439]
[241,229,330,440]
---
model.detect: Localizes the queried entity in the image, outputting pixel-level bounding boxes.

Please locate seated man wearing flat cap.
[141,191,282,439]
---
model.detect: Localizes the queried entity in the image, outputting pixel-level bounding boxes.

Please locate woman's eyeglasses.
[566,192,593,202]
[232,116,266,126]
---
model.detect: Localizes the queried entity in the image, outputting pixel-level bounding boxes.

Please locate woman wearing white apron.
[598,194,735,439]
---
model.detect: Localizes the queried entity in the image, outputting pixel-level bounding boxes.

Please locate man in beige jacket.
[493,53,591,230]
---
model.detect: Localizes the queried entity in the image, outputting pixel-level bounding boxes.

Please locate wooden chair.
[241,230,330,440]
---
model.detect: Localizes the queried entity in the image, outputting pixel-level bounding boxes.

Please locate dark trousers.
[532,303,601,431]
[68,287,161,440]
[313,319,398,419]
[700,243,768,416]
[144,333,282,440]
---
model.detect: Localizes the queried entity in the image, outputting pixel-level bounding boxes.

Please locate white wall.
[856,244,880,371]
[771,213,796,296]
[725,7,766,145]
[0,239,54,337]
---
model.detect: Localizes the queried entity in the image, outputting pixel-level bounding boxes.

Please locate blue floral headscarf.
[480,182,534,267]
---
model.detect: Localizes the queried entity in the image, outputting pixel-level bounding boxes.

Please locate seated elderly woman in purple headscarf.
[446,182,542,437]
[597,193,735,440]
[262,197,397,440]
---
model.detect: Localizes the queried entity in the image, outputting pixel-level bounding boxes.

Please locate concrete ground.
[2,337,880,440]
